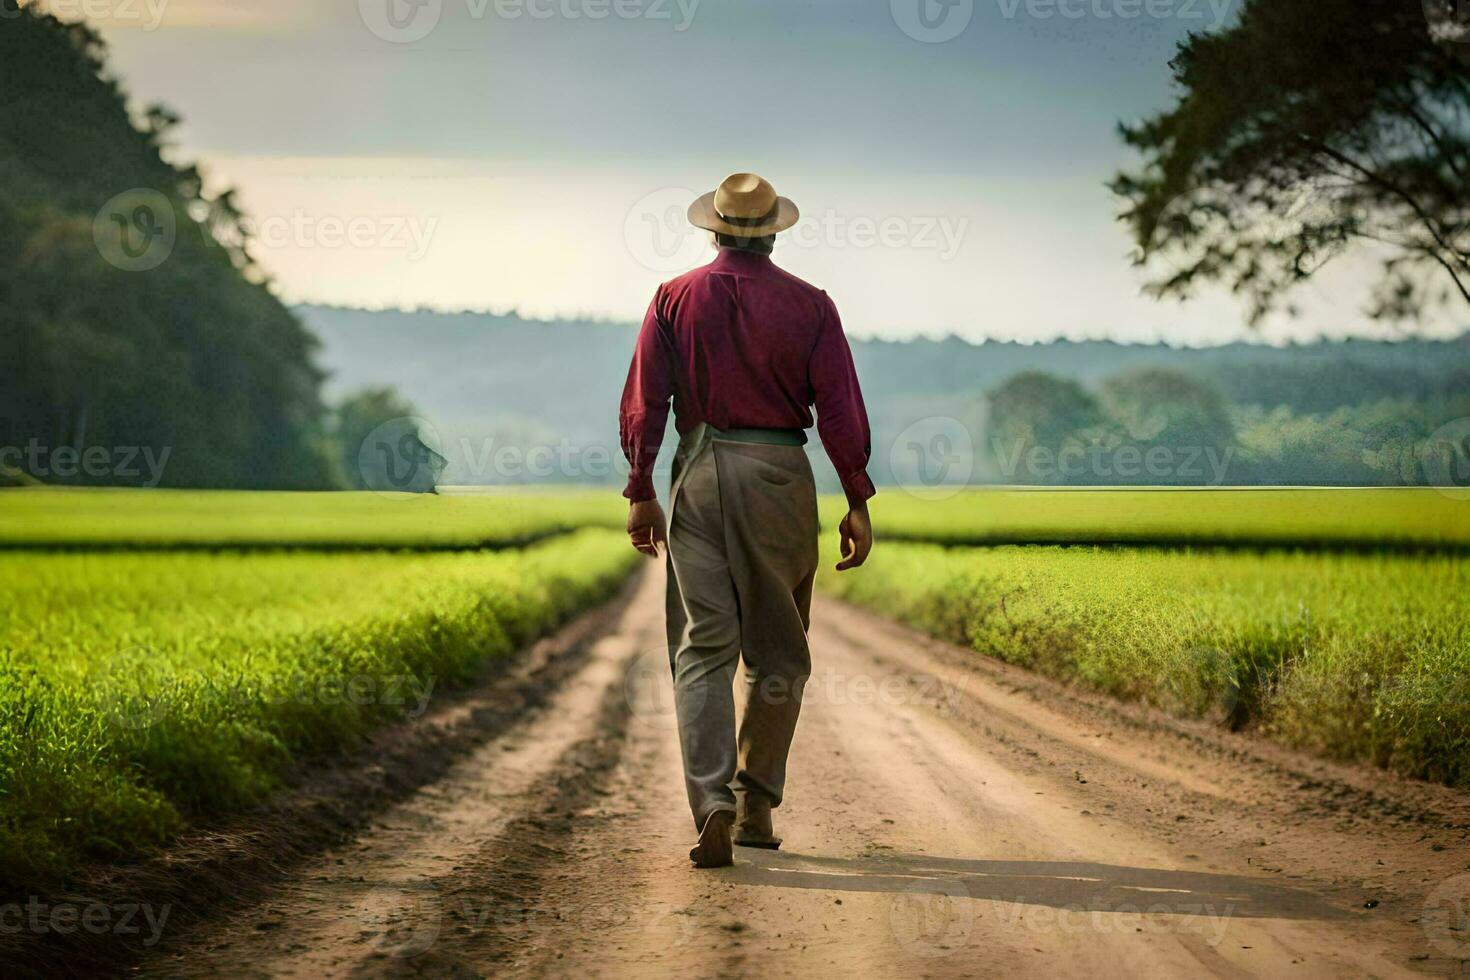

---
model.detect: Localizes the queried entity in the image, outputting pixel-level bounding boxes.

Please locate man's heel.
[689,809,735,868]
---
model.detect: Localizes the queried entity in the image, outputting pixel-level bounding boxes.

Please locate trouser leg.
[665,447,741,831]
[711,442,820,811]
[732,566,814,808]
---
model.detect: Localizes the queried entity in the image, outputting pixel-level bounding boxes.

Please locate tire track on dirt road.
[152,566,1470,977]
[147,574,659,978]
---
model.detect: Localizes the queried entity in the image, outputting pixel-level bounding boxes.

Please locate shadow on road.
[726,849,1350,921]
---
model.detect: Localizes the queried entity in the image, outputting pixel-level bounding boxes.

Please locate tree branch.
[1349,229,1470,304]
[1395,89,1467,183]
[1420,245,1470,304]
[1302,137,1469,268]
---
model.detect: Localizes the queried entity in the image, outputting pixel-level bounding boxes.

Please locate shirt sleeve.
[809,292,876,509]
[619,291,675,502]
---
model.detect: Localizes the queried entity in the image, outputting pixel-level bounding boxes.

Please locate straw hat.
[687,172,799,238]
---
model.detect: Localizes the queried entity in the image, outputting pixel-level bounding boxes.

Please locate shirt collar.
[709,247,773,275]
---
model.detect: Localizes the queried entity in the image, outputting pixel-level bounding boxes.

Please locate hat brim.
[687,191,800,237]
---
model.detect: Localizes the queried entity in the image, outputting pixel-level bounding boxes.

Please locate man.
[619,172,875,869]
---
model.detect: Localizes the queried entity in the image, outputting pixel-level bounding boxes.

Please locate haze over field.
[301,305,1470,490]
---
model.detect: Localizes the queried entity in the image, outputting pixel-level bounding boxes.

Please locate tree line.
[984,366,1470,486]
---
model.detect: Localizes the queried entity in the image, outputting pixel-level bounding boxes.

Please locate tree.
[333,388,443,493]
[985,373,1106,483]
[1101,368,1235,451]
[1112,0,1470,326]
[0,6,339,489]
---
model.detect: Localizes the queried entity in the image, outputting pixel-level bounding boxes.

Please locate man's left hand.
[835,505,872,571]
[627,499,667,557]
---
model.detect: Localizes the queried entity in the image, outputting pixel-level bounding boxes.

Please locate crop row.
[0,529,638,886]
[9,487,1467,552]
[820,487,1470,550]
[0,488,625,549]
[817,540,1470,787]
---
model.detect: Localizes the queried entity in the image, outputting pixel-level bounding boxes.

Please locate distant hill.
[298,304,1470,490]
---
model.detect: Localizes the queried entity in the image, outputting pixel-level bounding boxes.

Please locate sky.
[65,0,1462,343]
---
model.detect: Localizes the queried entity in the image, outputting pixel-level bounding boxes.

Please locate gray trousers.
[665,426,820,831]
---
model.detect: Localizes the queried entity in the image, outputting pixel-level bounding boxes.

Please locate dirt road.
[151,566,1470,978]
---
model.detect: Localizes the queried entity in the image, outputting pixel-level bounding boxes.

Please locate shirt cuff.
[841,470,876,510]
[624,472,657,503]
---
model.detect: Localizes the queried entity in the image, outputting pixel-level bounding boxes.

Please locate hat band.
[717,205,779,229]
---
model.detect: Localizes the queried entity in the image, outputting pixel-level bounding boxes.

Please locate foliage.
[1231,398,1460,486]
[1100,368,1234,451]
[0,528,638,887]
[980,365,1470,486]
[1112,0,1470,324]
[987,372,1103,448]
[0,7,338,488]
[303,305,1470,492]
[819,540,1470,787]
[331,388,441,493]
[985,373,1105,483]
[1201,357,1470,415]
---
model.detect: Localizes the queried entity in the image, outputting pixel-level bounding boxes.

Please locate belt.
[707,425,808,447]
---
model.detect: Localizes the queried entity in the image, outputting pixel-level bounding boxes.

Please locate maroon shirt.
[619,248,876,508]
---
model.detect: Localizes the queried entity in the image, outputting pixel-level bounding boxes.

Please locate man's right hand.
[835,505,872,571]
[627,499,667,557]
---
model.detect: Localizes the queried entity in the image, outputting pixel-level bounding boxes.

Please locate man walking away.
[619,173,876,869]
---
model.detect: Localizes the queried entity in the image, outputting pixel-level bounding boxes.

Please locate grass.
[10,486,1461,552]
[0,528,638,887]
[5,483,1467,891]
[818,539,1470,787]
[0,487,625,549]
[818,487,1470,550]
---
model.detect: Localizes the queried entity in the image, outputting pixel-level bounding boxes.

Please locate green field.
[8,486,1466,551]
[4,485,1468,893]
[0,487,624,549]
[818,539,1470,786]
[819,487,1470,550]
[0,526,637,886]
